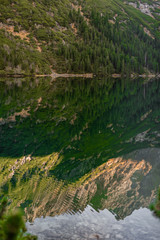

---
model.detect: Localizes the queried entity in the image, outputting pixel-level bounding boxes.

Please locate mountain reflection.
[0,77,160,221]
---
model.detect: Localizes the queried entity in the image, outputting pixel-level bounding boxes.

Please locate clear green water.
[0,77,160,239]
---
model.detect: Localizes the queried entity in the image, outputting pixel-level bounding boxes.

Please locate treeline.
[56,9,160,74]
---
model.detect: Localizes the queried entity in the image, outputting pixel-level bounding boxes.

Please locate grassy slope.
[0,0,159,74]
[0,0,75,74]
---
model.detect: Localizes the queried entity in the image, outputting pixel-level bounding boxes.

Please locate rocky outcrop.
[21,148,160,221]
[0,107,30,125]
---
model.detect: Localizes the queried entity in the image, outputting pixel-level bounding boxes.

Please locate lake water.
[0,77,160,239]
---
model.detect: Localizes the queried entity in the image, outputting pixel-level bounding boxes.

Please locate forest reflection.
[0,77,160,221]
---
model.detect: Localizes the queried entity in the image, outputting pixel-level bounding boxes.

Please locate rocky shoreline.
[0,71,159,79]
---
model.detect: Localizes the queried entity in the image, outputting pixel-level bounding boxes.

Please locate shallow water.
[0,77,160,239]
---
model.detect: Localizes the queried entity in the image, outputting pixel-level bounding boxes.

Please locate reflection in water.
[27,207,160,240]
[22,148,159,221]
[0,77,160,238]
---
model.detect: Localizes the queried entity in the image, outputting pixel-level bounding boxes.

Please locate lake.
[0,76,160,239]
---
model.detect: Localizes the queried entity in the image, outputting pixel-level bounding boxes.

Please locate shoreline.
[36,72,94,78]
[0,71,159,79]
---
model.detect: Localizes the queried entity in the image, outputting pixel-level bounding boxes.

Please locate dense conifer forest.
[0,0,160,75]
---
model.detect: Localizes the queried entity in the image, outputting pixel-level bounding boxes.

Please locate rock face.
[8,155,32,178]
[0,107,30,125]
[128,1,160,19]
[16,148,159,222]
[1,147,160,222]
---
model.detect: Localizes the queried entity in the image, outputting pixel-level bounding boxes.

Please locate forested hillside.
[0,0,159,75]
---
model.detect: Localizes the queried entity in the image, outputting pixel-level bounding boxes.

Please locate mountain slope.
[0,0,159,75]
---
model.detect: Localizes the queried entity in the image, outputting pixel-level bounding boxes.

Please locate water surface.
[0,77,160,239]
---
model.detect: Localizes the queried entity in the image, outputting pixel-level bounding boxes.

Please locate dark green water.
[0,77,160,239]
